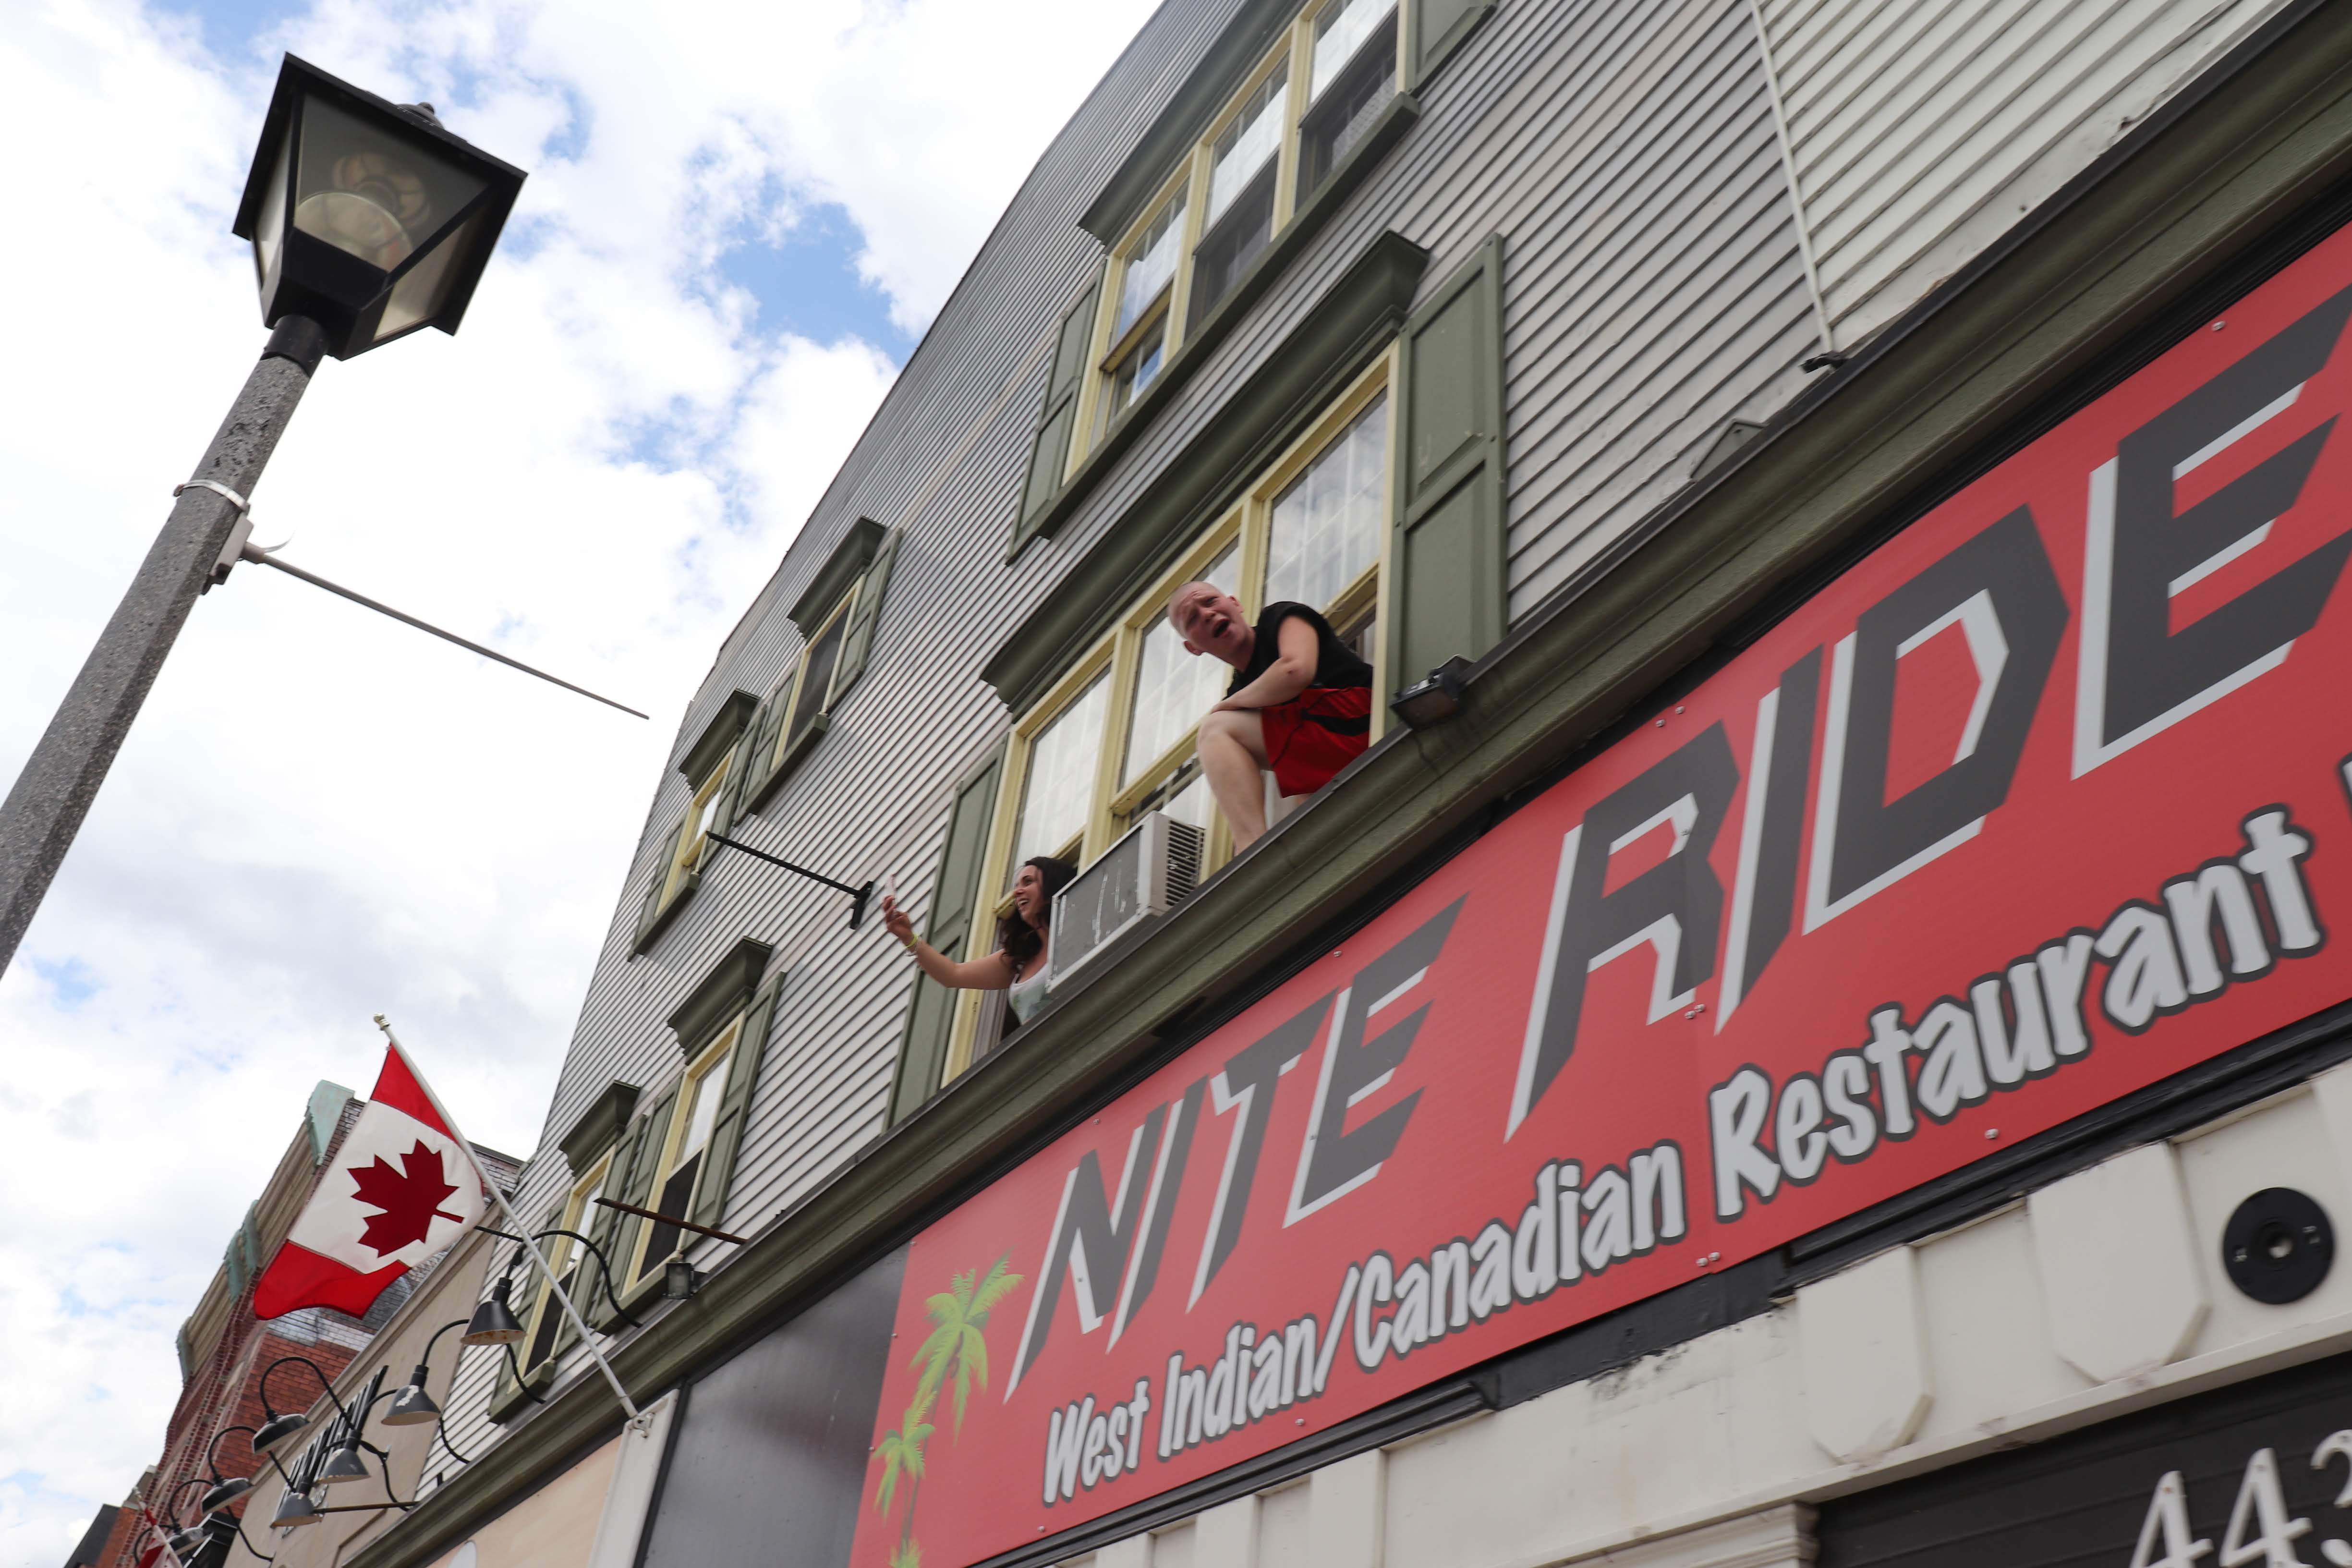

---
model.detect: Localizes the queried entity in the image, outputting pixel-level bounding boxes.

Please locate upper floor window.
[943,355,1396,1072]
[1070,0,1402,462]
[632,690,759,953]
[518,1150,610,1377]
[629,1017,740,1286]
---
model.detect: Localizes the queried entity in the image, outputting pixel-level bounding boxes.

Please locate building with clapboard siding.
[239,2,2352,1567]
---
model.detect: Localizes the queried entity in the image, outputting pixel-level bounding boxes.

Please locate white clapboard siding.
[1765,0,2291,348]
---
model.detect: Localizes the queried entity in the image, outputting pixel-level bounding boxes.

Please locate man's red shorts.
[1260,686,1373,797]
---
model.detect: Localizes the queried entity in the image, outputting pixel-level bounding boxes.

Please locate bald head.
[1165,580,1253,666]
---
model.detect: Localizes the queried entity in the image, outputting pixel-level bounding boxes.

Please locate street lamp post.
[0,56,523,977]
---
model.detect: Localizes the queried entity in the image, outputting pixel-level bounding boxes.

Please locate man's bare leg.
[1200,709,1271,849]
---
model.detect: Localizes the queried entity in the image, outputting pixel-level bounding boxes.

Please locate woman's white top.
[1006,962,1051,1025]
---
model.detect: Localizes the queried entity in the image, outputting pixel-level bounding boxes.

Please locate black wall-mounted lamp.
[663,1257,703,1301]
[1390,656,1473,730]
[462,1277,526,1345]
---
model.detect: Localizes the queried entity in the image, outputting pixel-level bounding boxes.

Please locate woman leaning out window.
[882,856,1077,1029]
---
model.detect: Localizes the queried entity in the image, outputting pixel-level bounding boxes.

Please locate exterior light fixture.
[251,1410,309,1455]
[461,1277,526,1346]
[231,55,524,362]
[315,1438,372,1486]
[197,1474,251,1513]
[381,1363,443,1426]
[663,1257,703,1301]
[1390,656,1473,730]
[167,1527,205,1558]
[271,1488,325,1529]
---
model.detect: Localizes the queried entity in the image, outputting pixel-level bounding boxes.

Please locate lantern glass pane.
[295,96,485,272]
[376,209,481,339]
[253,133,291,287]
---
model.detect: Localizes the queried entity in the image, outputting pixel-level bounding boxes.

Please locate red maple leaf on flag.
[349,1141,465,1256]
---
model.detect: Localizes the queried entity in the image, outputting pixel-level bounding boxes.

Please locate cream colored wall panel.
[1796,1245,1932,1461]
[2030,1142,2210,1382]
[1196,1495,1261,1568]
[1909,1204,2089,1439]
[1152,1518,1197,1568]
[1257,1477,1311,1568]
[2174,1086,2352,1352]
[1763,0,2291,346]
[1382,1318,1803,1568]
[1308,1449,1383,1568]
[1094,1535,1150,1568]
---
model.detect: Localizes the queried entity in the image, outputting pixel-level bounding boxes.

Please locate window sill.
[1010,89,1422,559]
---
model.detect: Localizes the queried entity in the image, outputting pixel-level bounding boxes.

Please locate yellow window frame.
[658,754,733,908]
[945,350,1397,1080]
[1067,0,1407,469]
[625,1017,742,1286]
[519,1148,611,1373]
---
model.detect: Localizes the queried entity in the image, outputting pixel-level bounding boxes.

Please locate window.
[769,583,855,774]
[633,690,760,952]
[1070,0,1402,459]
[946,357,1396,1077]
[518,1152,610,1375]
[628,1019,740,1285]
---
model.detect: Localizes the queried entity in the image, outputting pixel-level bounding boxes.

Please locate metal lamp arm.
[531,1226,643,1329]
[259,1355,357,1427]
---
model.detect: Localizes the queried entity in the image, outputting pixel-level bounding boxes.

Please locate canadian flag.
[253,1042,485,1320]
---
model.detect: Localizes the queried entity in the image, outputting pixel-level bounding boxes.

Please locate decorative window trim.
[667,938,773,1057]
[788,517,886,635]
[556,1081,639,1175]
[986,229,1429,715]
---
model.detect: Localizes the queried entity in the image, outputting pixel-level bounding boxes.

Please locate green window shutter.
[590,1096,668,1326]
[827,527,900,705]
[632,816,691,953]
[691,972,783,1229]
[738,682,793,814]
[1386,234,1508,702]
[1017,283,1101,541]
[1410,0,1495,87]
[887,745,1005,1124]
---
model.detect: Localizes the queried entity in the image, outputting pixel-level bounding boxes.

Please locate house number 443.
[2133,1433,2352,1567]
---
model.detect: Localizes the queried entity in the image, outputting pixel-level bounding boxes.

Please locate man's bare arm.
[1213,615,1321,711]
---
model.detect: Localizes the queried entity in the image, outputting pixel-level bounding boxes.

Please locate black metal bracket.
[705,832,874,929]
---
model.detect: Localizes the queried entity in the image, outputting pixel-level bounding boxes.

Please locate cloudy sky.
[0,0,1154,1558]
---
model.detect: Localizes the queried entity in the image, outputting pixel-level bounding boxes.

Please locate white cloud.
[0,0,1154,1560]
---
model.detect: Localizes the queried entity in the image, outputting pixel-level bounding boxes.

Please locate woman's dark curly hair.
[999,856,1078,977]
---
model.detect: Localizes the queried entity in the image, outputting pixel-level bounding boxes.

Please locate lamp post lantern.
[0,55,523,977]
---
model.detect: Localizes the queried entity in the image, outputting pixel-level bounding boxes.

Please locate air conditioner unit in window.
[1049,812,1204,992]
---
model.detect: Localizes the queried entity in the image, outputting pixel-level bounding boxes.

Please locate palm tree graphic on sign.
[874,1254,1023,1567]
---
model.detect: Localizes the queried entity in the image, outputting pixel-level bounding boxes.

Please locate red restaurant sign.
[852,226,2352,1567]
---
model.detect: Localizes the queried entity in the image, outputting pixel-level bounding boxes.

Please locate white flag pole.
[375,1016,643,1424]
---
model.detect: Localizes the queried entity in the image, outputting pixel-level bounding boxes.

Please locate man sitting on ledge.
[1166,581,1374,850]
